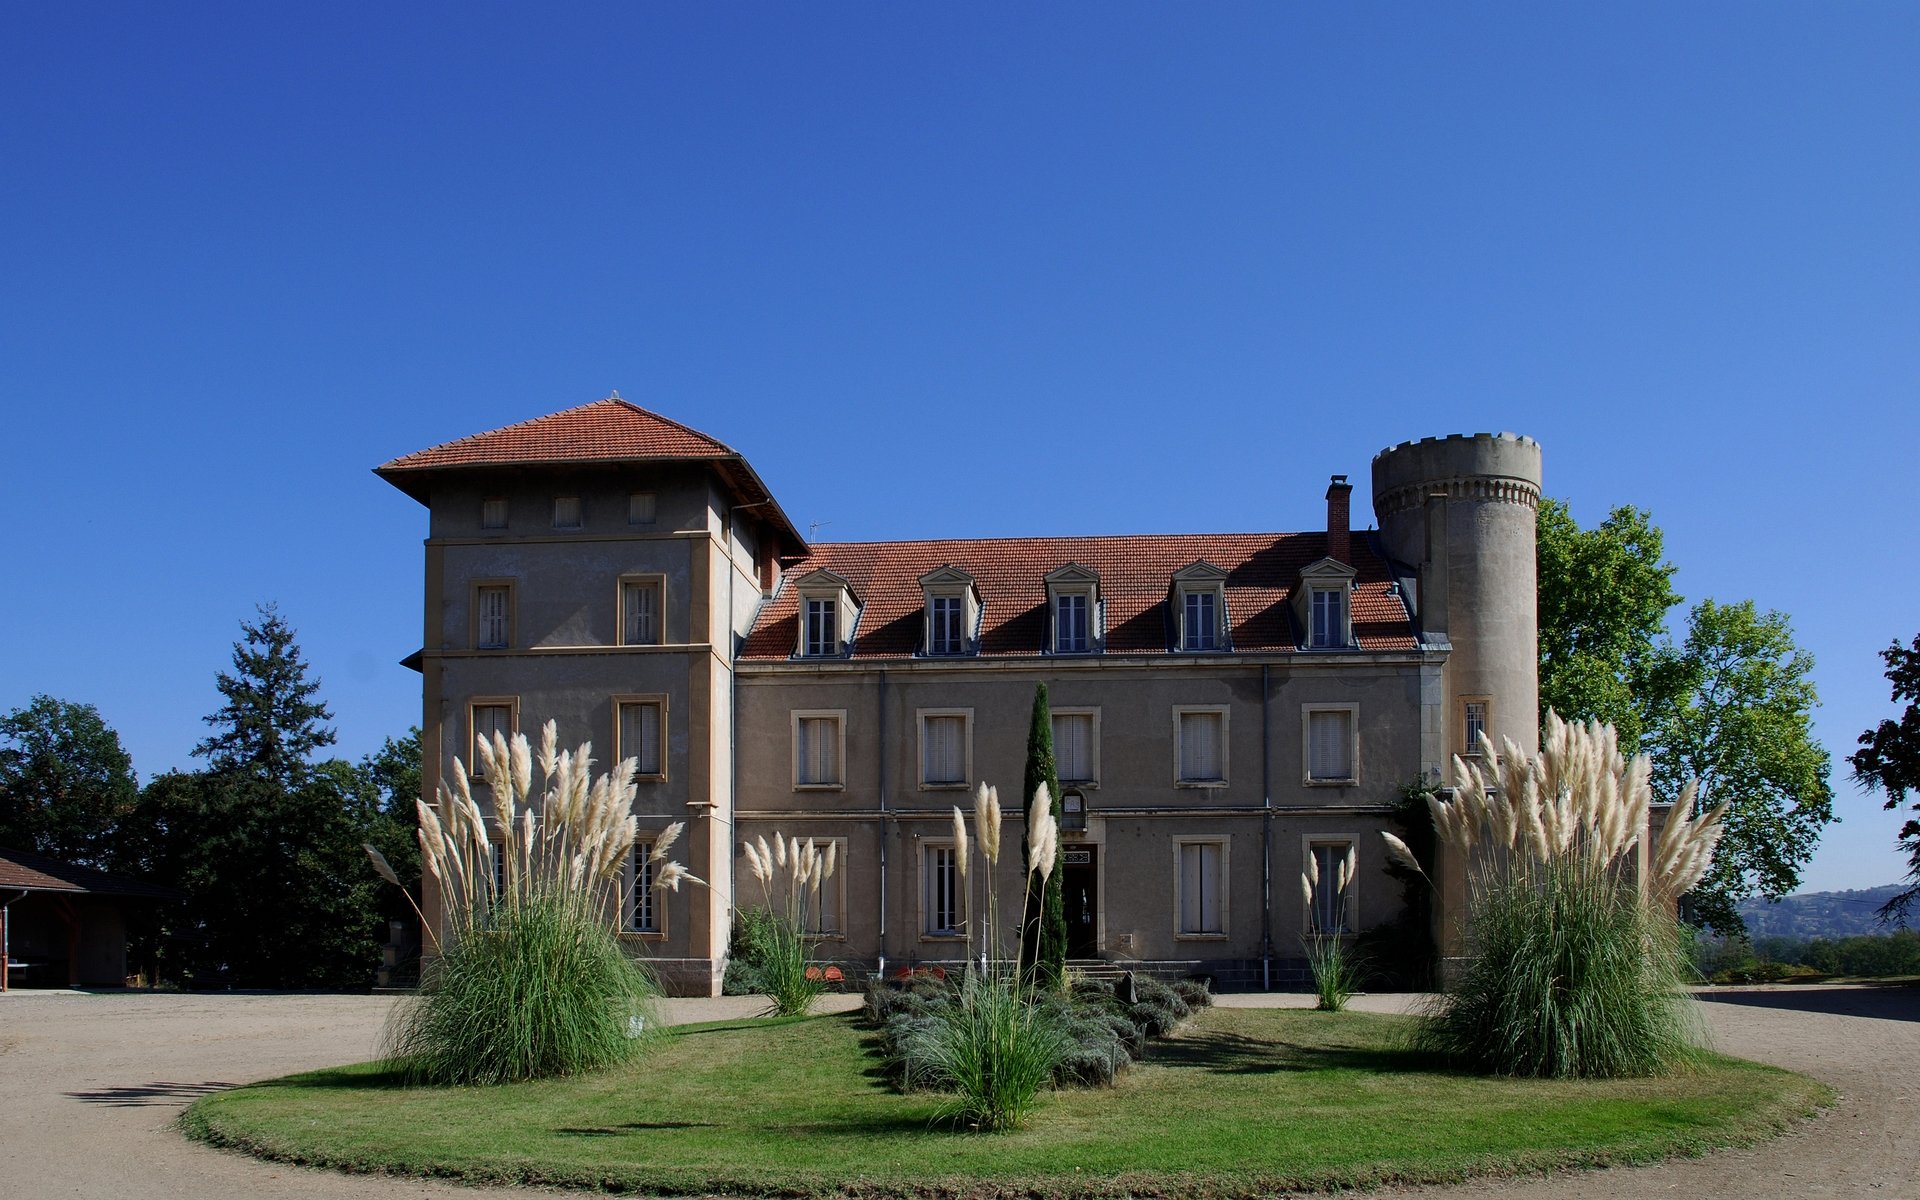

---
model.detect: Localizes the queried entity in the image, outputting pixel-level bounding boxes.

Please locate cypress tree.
[1019,682,1067,986]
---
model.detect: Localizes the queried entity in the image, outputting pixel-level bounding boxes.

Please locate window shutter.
[1053,714,1089,781]
[625,583,659,645]
[629,703,661,776]
[1181,712,1221,781]
[925,716,963,784]
[1310,711,1351,780]
[1180,842,1221,934]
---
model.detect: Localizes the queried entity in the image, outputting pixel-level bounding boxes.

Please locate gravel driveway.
[0,984,1911,1198]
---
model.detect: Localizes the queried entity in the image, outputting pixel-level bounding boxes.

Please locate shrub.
[921,973,1071,1131]
[374,721,699,1085]
[1303,935,1366,1012]
[1170,977,1214,1010]
[1399,714,1725,1079]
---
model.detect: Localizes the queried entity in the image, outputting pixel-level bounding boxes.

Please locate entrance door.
[1062,845,1098,958]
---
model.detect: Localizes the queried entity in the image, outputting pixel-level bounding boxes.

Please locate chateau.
[378,398,1544,995]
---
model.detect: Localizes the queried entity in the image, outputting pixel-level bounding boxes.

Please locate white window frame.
[1172,562,1230,653]
[1055,592,1090,653]
[1172,836,1229,940]
[467,697,519,775]
[618,574,666,647]
[928,594,966,656]
[627,838,665,936]
[793,570,860,659]
[480,496,509,530]
[920,839,967,940]
[1302,838,1358,935]
[1302,703,1360,786]
[1462,695,1491,759]
[472,580,515,651]
[791,709,847,790]
[1309,586,1348,649]
[628,491,657,525]
[553,495,583,529]
[613,694,668,781]
[1045,563,1101,655]
[1173,705,1230,788]
[1051,707,1100,787]
[917,708,974,791]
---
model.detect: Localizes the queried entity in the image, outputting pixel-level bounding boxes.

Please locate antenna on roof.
[808,520,832,541]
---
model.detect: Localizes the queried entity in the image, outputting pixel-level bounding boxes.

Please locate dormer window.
[793,569,860,658]
[1044,563,1101,655]
[1172,562,1230,653]
[806,598,837,656]
[1293,557,1357,650]
[918,566,980,657]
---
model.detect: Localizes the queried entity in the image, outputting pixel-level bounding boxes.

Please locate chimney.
[1325,474,1352,564]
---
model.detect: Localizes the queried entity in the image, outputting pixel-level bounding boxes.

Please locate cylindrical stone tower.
[1372,434,1543,968]
[1372,433,1544,762]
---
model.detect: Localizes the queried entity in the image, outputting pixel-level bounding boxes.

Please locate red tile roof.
[0,847,186,900]
[376,397,804,551]
[378,397,735,472]
[740,532,1418,659]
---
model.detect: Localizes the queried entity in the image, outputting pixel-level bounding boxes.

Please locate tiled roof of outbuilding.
[740,532,1418,660]
[0,847,186,900]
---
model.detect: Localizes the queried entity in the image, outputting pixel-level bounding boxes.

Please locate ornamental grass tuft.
[373,720,699,1085]
[1404,713,1725,1079]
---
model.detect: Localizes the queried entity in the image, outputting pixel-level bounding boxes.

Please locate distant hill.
[1736,885,1912,939]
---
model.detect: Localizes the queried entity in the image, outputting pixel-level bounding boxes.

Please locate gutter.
[877,669,889,978]
[1260,664,1273,991]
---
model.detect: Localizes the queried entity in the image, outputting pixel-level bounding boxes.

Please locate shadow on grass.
[1147,1027,1446,1076]
[557,1121,717,1135]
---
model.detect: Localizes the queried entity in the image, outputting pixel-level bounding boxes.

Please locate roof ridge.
[800,530,1325,550]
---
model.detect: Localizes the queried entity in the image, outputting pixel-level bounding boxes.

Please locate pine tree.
[194,603,336,784]
[1019,682,1067,986]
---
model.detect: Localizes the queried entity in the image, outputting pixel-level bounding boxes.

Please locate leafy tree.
[1646,600,1834,934]
[350,729,424,930]
[195,603,336,784]
[0,696,138,866]
[1849,634,1920,922]
[1018,683,1066,987]
[1536,499,1682,752]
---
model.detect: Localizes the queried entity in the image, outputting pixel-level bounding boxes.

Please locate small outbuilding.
[0,847,185,990]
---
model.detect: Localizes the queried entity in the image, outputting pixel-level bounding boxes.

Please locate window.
[1182,590,1217,651]
[1463,698,1489,757]
[1052,709,1098,784]
[805,597,837,657]
[1175,707,1228,785]
[919,710,971,788]
[1308,841,1355,933]
[553,496,582,529]
[1175,839,1226,936]
[792,711,845,788]
[630,841,658,933]
[1056,593,1089,653]
[470,700,515,767]
[621,578,663,646]
[923,843,964,936]
[1044,563,1100,654]
[617,699,665,778]
[929,595,964,655]
[803,838,846,936]
[1305,705,1357,783]
[628,492,656,525]
[475,583,512,649]
[793,569,860,658]
[1310,588,1345,648]
[492,840,507,898]
[481,497,508,530]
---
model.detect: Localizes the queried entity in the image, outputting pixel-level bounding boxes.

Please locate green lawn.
[183,1007,1828,1198]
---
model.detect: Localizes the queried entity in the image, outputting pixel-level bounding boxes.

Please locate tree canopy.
[1538,503,1833,934]
[1850,634,1920,922]
[1535,499,1681,752]
[194,603,336,784]
[0,695,138,866]
[1645,600,1834,933]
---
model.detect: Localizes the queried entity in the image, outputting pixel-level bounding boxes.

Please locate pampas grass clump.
[1403,713,1724,1079]
[374,721,700,1085]
[741,832,838,1016]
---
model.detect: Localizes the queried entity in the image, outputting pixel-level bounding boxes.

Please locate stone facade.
[379,401,1542,994]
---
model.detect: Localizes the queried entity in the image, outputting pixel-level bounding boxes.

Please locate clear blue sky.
[3,5,1914,896]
